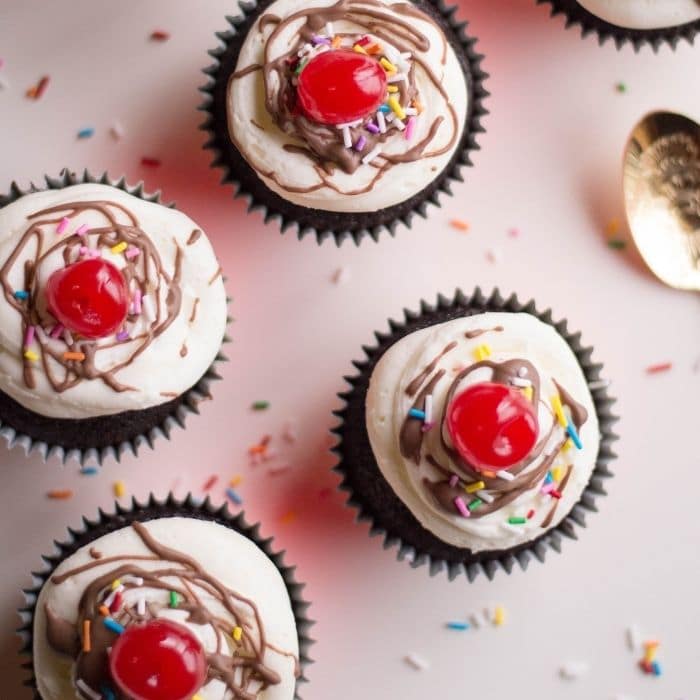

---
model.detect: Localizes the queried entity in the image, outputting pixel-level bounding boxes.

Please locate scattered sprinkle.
[354,135,367,152]
[446,621,469,631]
[646,362,672,375]
[141,156,161,167]
[615,81,627,93]
[605,218,621,236]
[109,122,124,140]
[57,217,70,234]
[113,480,126,498]
[169,591,179,608]
[566,422,582,450]
[77,127,95,139]
[80,466,99,476]
[473,344,491,362]
[331,266,350,284]
[75,224,89,237]
[493,605,506,627]
[508,516,526,525]
[282,422,298,443]
[508,227,520,238]
[23,349,38,362]
[409,408,426,420]
[26,75,50,100]
[527,508,535,519]
[14,290,29,300]
[226,487,243,505]
[24,326,35,348]
[125,246,140,259]
[103,618,125,635]
[467,498,483,512]
[280,510,297,524]
[496,469,515,482]
[626,624,641,652]
[202,475,219,491]
[608,239,626,250]
[116,330,130,342]
[404,653,429,670]
[450,219,469,232]
[150,30,171,41]
[252,400,270,411]
[233,626,243,642]
[99,605,110,617]
[559,661,590,680]
[453,496,470,518]
[63,351,86,362]
[550,394,568,428]
[47,489,73,500]
[361,144,382,165]
[110,241,127,254]
[486,248,502,263]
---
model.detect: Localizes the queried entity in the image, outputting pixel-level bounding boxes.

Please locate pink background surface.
[1,1,699,698]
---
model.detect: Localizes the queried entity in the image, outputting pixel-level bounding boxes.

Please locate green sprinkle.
[508,517,527,525]
[294,60,307,75]
[607,239,626,250]
[467,498,483,512]
[251,400,270,411]
[169,591,179,608]
[615,82,627,93]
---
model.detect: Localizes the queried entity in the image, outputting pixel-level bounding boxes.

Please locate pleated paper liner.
[200,0,489,245]
[332,288,619,581]
[0,170,232,466]
[537,0,700,51]
[18,493,314,700]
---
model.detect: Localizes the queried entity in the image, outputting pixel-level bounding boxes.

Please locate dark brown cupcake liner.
[537,0,700,51]
[199,0,489,245]
[332,288,618,581]
[18,492,314,699]
[0,169,232,466]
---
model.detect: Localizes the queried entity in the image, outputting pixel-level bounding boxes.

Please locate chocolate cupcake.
[201,0,488,244]
[0,171,228,464]
[538,0,700,50]
[334,289,618,580]
[20,494,312,700]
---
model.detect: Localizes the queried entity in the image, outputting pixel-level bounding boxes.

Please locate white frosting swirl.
[365,313,600,552]
[33,517,299,700]
[0,185,227,419]
[576,0,700,29]
[228,0,468,212]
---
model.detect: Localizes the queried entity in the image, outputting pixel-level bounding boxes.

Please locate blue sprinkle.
[409,408,426,420]
[651,661,662,676]
[566,422,582,450]
[101,686,116,700]
[378,104,390,113]
[13,290,29,300]
[544,472,553,485]
[77,126,95,139]
[80,466,99,476]
[446,621,470,631]
[226,488,243,505]
[103,618,124,634]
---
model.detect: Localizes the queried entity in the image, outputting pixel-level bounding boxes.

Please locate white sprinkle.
[588,378,610,390]
[392,118,405,132]
[400,51,412,59]
[376,110,386,134]
[336,119,362,129]
[325,22,334,36]
[475,490,494,504]
[468,613,481,629]
[385,112,394,123]
[517,366,528,377]
[63,329,74,347]
[424,394,433,424]
[511,377,532,388]
[103,584,124,608]
[404,653,429,670]
[297,42,313,56]
[76,678,101,700]
[626,624,641,652]
[482,607,493,625]
[137,595,146,616]
[341,125,352,148]
[496,470,515,482]
[387,73,407,83]
[559,661,590,680]
[109,122,124,140]
[331,267,350,285]
[404,107,418,116]
[383,44,400,63]
[361,145,382,165]
[142,294,156,322]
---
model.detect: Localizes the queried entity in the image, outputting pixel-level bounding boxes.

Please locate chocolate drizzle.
[44,521,294,699]
[230,0,461,192]
[397,337,589,525]
[0,200,184,395]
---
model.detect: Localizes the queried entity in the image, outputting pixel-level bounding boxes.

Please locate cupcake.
[538,0,700,50]
[201,0,488,244]
[334,289,617,580]
[20,495,312,700]
[0,171,228,464]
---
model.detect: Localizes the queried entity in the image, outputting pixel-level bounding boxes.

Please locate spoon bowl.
[623,110,700,291]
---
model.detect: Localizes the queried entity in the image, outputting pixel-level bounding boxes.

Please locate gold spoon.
[623,110,700,290]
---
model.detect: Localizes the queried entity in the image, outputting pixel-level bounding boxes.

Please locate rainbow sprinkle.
[446,621,469,631]
[226,487,243,505]
[103,618,124,635]
[453,496,470,518]
[111,241,127,254]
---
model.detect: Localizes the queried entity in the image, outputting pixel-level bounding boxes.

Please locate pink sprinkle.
[50,323,64,339]
[24,325,35,348]
[541,483,554,495]
[508,227,520,238]
[116,330,130,342]
[449,474,459,488]
[79,245,89,257]
[453,496,470,518]
[75,224,89,237]
[125,246,140,259]
[366,122,379,134]
[405,116,416,141]
[421,421,434,433]
[56,217,70,234]
[132,290,142,315]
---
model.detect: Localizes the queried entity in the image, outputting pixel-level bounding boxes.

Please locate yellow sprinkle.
[353,44,367,55]
[562,438,573,452]
[192,696,204,700]
[110,241,127,254]
[387,85,399,93]
[111,579,122,590]
[473,344,492,362]
[550,394,568,428]
[465,481,485,494]
[380,57,397,73]
[493,605,506,627]
[387,96,405,120]
[230,475,243,487]
[23,349,38,362]
[233,626,243,642]
[552,467,563,482]
[522,386,533,401]
[644,647,657,663]
[113,481,126,498]
[605,218,620,237]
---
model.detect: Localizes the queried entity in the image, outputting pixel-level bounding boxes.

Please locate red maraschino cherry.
[109,619,207,700]
[296,49,387,125]
[446,382,539,471]
[45,258,128,339]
